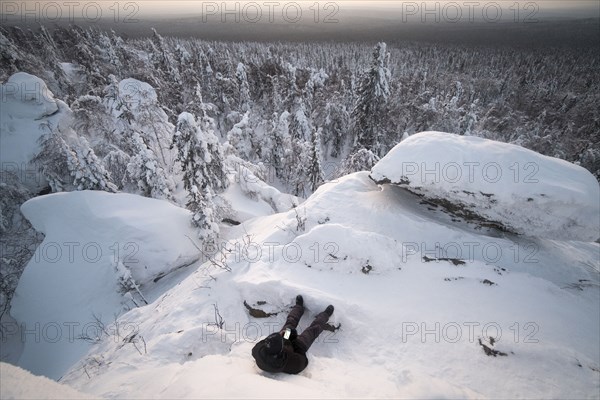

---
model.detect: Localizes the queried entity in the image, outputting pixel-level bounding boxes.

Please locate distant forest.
[2,24,598,188]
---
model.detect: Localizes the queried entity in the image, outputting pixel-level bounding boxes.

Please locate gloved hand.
[282,328,298,341]
[289,328,297,341]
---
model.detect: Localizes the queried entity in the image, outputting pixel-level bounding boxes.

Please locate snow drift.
[10,190,199,379]
[370,131,600,241]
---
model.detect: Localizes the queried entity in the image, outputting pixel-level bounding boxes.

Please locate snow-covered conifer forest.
[0,14,599,399]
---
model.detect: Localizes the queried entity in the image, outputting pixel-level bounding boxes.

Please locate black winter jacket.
[251,338,308,374]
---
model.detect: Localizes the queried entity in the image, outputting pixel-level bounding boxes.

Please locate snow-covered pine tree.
[3,27,599,183]
[352,42,391,156]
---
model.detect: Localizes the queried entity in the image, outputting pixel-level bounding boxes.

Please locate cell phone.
[283,328,291,340]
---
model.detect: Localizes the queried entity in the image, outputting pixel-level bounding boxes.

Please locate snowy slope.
[32,172,595,399]
[371,131,600,242]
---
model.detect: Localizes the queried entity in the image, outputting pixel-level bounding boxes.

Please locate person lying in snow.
[251,295,334,374]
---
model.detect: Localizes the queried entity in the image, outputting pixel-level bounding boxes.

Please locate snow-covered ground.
[0,362,96,400]
[3,132,599,398]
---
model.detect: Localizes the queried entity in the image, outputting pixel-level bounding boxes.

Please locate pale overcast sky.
[133,1,599,17]
[4,1,599,19]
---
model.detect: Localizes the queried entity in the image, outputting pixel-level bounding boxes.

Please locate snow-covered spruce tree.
[31,126,72,192]
[226,111,255,161]
[352,42,391,156]
[0,29,45,82]
[108,77,177,194]
[307,128,325,192]
[287,139,310,197]
[68,137,118,192]
[102,149,130,190]
[67,26,107,95]
[71,94,118,157]
[214,71,238,124]
[338,148,380,177]
[35,25,73,100]
[271,111,291,179]
[236,62,251,113]
[125,130,172,199]
[96,29,123,74]
[322,100,350,158]
[173,112,229,242]
[133,94,174,171]
[266,75,284,117]
[149,28,182,112]
[290,98,312,141]
[103,74,121,105]
[32,125,117,192]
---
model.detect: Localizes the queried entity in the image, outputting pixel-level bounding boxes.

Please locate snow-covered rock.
[0,362,96,399]
[117,78,158,110]
[0,72,71,191]
[53,172,599,399]
[370,131,600,241]
[1,72,58,119]
[10,191,199,379]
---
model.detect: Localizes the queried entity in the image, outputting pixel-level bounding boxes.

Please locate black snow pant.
[282,304,329,353]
